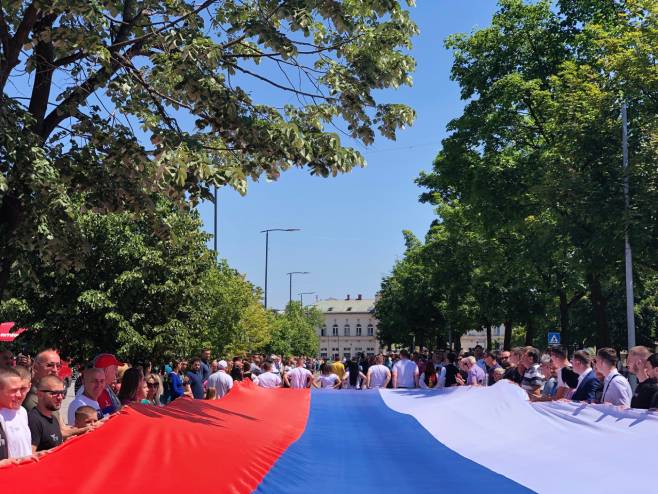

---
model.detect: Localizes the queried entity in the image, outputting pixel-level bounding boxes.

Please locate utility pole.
[622,102,636,348]
[213,186,218,257]
[299,291,315,306]
[287,271,309,305]
[261,228,300,309]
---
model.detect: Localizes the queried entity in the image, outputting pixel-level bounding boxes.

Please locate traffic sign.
[547,332,561,346]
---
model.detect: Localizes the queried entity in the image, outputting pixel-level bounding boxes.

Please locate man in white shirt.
[0,367,32,459]
[206,360,233,398]
[255,361,282,388]
[284,358,312,389]
[367,355,391,389]
[392,350,419,389]
[67,368,104,425]
[596,348,632,407]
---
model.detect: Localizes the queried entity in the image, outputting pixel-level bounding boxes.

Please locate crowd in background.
[0,343,656,467]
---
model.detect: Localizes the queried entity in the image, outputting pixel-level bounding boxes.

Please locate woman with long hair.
[342,358,367,390]
[144,374,163,406]
[419,360,438,389]
[118,368,147,405]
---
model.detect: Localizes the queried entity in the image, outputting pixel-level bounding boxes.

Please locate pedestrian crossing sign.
[547,332,561,346]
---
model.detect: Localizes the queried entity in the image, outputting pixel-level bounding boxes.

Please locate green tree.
[0,0,418,295]
[374,231,445,350]
[197,261,273,357]
[268,301,321,357]
[0,202,215,362]
[415,0,657,348]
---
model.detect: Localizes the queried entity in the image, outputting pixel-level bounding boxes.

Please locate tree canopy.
[0,0,418,296]
[377,0,658,350]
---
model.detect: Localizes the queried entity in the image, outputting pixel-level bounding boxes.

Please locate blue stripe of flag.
[254,389,534,493]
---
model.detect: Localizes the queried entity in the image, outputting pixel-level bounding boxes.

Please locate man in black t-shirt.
[27,375,64,453]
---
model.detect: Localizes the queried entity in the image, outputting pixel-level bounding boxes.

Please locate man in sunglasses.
[22,349,62,412]
[24,349,89,440]
[28,375,64,452]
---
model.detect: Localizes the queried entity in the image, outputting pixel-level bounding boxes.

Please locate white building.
[312,295,381,359]
[460,325,505,350]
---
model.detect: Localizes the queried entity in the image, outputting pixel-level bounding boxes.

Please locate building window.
[344,324,350,336]
[320,353,327,358]
[332,324,338,336]
[321,325,326,337]
[356,324,362,336]
[367,324,374,336]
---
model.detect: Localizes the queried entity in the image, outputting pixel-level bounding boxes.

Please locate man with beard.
[28,375,65,452]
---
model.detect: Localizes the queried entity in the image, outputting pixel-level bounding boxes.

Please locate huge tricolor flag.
[1,380,655,493]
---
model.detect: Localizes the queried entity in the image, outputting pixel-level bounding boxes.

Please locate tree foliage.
[0,203,215,361]
[196,261,272,357]
[268,301,321,357]
[0,0,418,296]
[377,0,657,350]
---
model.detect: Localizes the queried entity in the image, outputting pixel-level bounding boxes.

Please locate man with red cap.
[91,354,122,415]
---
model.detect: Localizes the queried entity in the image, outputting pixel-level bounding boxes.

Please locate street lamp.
[298,291,315,306]
[261,228,300,309]
[213,185,218,257]
[287,271,309,305]
[621,102,636,349]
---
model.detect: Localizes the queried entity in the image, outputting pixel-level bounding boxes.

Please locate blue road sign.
[547,332,561,346]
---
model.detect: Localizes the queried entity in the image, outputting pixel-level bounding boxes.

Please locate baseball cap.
[217,360,228,369]
[93,353,123,369]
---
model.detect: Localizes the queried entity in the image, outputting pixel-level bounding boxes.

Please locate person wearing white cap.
[206,360,233,399]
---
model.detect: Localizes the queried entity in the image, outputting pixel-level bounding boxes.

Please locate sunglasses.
[39,389,66,397]
[147,383,159,388]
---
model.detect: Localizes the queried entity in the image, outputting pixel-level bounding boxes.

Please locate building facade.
[312,296,381,359]
[460,325,505,350]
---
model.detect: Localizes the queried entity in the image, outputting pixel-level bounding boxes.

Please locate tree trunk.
[486,323,492,350]
[559,289,569,348]
[0,195,22,298]
[588,273,610,347]
[524,317,535,346]
[504,319,512,350]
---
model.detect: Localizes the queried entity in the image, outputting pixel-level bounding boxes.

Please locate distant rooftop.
[312,296,375,314]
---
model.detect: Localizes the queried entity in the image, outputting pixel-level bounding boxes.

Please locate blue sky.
[196,1,501,310]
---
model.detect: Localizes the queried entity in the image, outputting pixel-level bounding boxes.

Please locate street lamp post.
[298,291,315,307]
[261,228,300,309]
[621,102,636,349]
[287,271,309,305]
[213,186,218,257]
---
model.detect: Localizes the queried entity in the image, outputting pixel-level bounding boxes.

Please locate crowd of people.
[0,343,656,467]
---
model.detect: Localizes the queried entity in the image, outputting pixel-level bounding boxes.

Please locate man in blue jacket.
[571,350,601,403]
